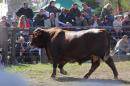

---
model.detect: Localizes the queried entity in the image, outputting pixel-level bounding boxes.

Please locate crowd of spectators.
[1,1,130,34]
[1,1,130,63]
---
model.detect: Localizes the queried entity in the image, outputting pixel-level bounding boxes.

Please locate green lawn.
[6,61,130,86]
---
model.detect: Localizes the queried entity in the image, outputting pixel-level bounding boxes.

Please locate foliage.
[0,0,2,3]
[119,0,130,11]
[80,0,99,9]
[94,7,102,16]
[80,0,101,16]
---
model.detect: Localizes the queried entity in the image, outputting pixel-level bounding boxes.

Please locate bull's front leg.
[84,55,100,79]
[50,45,59,79]
[51,62,58,78]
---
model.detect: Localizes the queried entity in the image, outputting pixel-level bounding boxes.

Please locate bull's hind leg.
[58,61,67,75]
[105,57,118,79]
[84,55,100,79]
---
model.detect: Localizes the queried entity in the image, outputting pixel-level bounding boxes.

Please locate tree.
[80,0,101,16]
[80,0,99,9]
[0,0,3,3]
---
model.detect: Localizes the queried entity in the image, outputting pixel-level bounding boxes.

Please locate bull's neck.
[46,29,57,39]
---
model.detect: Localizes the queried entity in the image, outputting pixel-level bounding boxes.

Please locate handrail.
[7,25,130,30]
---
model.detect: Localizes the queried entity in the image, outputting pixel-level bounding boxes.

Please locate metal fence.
[6,27,48,64]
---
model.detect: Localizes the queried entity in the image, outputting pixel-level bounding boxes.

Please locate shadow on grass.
[9,64,30,68]
[16,64,30,67]
[56,77,83,82]
[56,77,130,85]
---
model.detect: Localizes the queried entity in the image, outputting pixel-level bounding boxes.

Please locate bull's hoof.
[60,70,67,75]
[51,74,56,79]
[114,76,118,80]
[84,74,90,79]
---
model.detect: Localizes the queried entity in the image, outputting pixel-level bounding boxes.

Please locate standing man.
[81,3,92,19]
[69,3,81,25]
[45,1,60,15]
[16,3,34,20]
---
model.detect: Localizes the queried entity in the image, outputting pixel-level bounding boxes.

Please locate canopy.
[55,0,82,9]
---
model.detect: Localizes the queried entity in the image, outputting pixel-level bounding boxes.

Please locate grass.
[6,61,130,86]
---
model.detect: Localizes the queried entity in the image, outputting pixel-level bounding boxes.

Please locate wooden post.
[40,48,48,63]
[0,27,9,65]
[10,28,17,64]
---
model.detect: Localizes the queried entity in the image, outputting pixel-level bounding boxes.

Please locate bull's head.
[30,28,49,48]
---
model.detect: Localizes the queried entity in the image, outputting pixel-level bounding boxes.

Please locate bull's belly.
[61,54,91,64]
[61,47,106,61]
[60,50,90,61]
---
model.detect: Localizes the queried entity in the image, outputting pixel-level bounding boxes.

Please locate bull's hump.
[65,29,105,41]
[86,29,105,33]
[66,29,103,36]
[75,29,105,35]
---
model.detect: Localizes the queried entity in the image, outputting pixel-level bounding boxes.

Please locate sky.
[0,2,8,18]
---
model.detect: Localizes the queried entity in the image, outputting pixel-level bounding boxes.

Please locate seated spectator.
[44,13,59,27]
[122,13,130,32]
[58,8,70,25]
[17,15,31,29]
[11,21,18,28]
[0,16,10,28]
[33,9,47,27]
[19,31,29,42]
[91,15,101,28]
[10,16,19,28]
[75,13,88,27]
[81,11,91,26]
[113,15,123,39]
[100,16,112,31]
[114,35,130,56]
[15,36,25,63]
[15,36,29,63]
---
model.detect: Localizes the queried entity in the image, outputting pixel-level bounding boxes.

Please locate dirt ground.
[28,77,130,86]
[19,61,130,86]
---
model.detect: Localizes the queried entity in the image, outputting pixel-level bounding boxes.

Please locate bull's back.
[62,29,110,57]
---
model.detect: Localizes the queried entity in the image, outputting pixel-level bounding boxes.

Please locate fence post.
[0,27,8,65]
[10,28,17,64]
[40,48,48,63]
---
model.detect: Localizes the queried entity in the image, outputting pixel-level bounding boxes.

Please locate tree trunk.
[0,27,8,65]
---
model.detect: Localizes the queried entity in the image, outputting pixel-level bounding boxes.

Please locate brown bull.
[31,27,118,79]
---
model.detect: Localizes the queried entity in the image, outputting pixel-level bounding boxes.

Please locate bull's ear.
[34,28,43,32]
[35,28,44,35]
